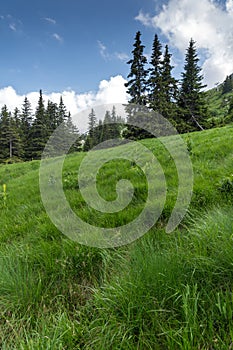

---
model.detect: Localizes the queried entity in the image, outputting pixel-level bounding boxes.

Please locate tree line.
[1,32,233,162]
[123,32,210,138]
[0,90,80,163]
[85,32,232,146]
[84,33,210,147]
[83,106,125,151]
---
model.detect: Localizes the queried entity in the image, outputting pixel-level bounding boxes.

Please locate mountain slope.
[0,125,233,348]
[206,73,233,122]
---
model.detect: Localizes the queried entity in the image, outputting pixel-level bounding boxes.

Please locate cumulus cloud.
[135,0,233,88]
[0,75,128,133]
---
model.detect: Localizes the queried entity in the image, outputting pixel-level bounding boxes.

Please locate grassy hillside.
[0,125,233,349]
[206,82,233,123]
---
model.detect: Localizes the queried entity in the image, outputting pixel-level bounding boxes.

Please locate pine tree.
[222,75,233,95]
[46,100,59,131]
[21,97,33,131]
[148,34,163,112]
[178,39,208,132]
[124,31,149,139]
[84,108,97,150]
[160,45,178,123]
[30,90,48,159]
[125,31,148,105]
[58,96,68,124]
[20,97,33,160]
[66,112,81,153]
[0,105,22,162]
[111,105,122,139]
[102,110,112,141]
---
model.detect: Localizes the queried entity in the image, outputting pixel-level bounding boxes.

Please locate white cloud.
[9,23,16,31]
[226,0,233,13]
[0,76,128,133]
[135,0,233,88]
[115,52,129,61]
[44,17,56,25]
[52,33,63,43]
[97,40,129,62]
[97,40,109,60]
[0,86,24,110]
[0,14,23,32]
[135,11,153,27]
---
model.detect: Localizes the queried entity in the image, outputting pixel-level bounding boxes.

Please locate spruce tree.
[66,112,81,153]
[125,31,148,105]
[58,96,68,124]
[46,100,59,131]
[222,75,233,95]
[178,39,208,132]
[0,105,22,161]
[20,97,33,160]
[148,34,163,112]
[30,90,48,159]
[160,45,178,123]
[124,31,149,139]
[111,105,122,139]
[84,109,97,150]
[103,110,112,141]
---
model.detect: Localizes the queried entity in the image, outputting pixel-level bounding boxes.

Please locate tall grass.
[84,207,233,349]
[0,125,233,348]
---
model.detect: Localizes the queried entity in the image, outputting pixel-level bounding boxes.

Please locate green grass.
[83,206,233,349]
[0,125,233,348]
[206,85,233,123]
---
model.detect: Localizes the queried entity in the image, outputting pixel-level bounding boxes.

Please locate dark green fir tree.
[178,39,209,132]
[124,31,149,139]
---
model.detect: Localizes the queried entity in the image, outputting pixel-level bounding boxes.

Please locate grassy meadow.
[0,125,233,349]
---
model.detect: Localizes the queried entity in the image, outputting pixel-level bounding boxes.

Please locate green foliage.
[148,38,178,123]
[124,34,211,136]
[0,105,23,160]
[125,31,148,106]
[218,174,233,195]
[205,77,233,126]
[0,91,81,163]
[83,106,124,150]
[84,207,233,349]
[222,74,233,94]
[178,39,209,131]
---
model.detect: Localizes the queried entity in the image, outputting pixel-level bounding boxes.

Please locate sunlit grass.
[0,124,233,348]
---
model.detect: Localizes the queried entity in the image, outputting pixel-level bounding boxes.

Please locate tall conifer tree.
[148,34,163,112]
[124,31,149,139]
[30,90,48,158]
[160,45,178,123]
[125,31,148,105]
[178,39,208,131]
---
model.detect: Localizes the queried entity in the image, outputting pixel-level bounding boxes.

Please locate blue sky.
[0,0,233,130]
[0,0,158,94]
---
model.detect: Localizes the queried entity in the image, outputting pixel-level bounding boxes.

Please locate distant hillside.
[206,73,233,124]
